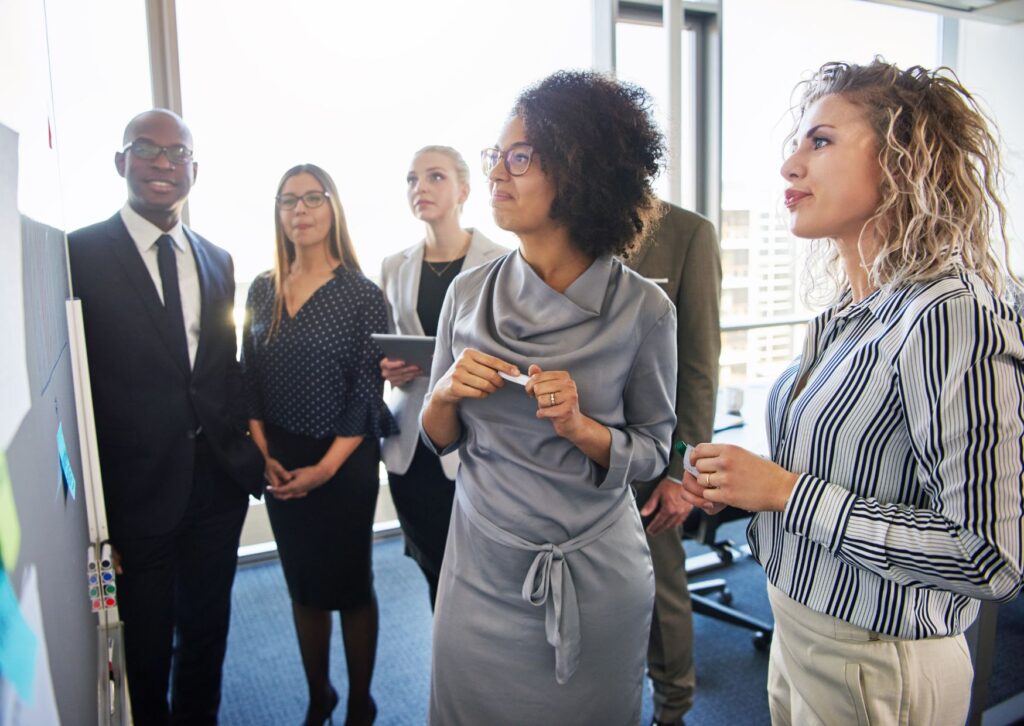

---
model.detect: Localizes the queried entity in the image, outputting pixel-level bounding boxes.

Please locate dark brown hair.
[513,70,665,258]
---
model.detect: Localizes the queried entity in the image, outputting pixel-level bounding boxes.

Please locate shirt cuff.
[334,400,399,439]
[782,473,856,553]
[418,425,463,458]
[595,427,634,490]
[666,448,686,481]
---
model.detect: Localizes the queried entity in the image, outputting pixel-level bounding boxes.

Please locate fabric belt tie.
[455,485,631,685]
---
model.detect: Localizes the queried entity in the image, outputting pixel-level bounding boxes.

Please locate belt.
[455,485,632,684]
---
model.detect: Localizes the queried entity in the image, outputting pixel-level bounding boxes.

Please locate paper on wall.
[0,565,60,725]
[0,124,32,450]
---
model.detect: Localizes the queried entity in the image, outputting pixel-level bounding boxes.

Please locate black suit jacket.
[69,212,263,539]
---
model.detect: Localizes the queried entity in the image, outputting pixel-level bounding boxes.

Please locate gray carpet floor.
[219,520,1022,725]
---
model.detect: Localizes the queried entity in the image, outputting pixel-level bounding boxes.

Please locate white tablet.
[372,334,436,372]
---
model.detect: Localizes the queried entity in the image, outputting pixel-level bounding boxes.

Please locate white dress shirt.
[120,203,201,367]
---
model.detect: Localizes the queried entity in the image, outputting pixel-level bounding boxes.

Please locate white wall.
[958,20,1024,275]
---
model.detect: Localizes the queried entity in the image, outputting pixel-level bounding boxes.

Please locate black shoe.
[343,695,376,726]
[303,685,339,726]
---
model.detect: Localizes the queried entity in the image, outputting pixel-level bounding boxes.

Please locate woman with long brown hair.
[241,163,396,725]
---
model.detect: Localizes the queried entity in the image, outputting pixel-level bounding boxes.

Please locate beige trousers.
[766,583,973,726]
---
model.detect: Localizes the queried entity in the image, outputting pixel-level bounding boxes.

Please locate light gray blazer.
[379,228,509,477]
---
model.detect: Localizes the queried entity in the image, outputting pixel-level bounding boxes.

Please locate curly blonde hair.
[790,58,1016,298]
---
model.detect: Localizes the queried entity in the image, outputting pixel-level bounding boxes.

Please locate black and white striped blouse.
[749,271,1024,639]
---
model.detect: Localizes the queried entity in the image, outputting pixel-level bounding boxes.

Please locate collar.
[831,285,886,322]
[120,203,188,254]
[408,228,481,260]
[492,251,611,342]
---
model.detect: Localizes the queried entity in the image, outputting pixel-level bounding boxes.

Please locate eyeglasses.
[481,144,536,177]
[276,191,330,210]
[121,139,194,165]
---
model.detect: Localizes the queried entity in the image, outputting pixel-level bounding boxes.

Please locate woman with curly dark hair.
[420,70,677,723]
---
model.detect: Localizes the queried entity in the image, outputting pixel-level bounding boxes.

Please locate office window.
[720,0,939,386]
[175,0,591,293]
[44,0,151,230]
[615,9,704,212]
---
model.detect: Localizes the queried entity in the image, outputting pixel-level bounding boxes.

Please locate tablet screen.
[372,334,436,372]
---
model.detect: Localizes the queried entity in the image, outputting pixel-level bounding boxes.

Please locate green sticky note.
[0,452,21,572]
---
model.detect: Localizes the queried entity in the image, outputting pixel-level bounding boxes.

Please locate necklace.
[424,231,472,278]
[424,258,460,277]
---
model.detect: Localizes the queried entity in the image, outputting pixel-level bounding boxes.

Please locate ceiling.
[862,0,1024,23]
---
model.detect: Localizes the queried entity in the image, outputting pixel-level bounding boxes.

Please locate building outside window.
[718,0,938,386]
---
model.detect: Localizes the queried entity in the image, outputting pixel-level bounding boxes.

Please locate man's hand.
[639,478,694,536]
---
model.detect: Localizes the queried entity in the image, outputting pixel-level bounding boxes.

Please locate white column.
[664,0,683,205]
[592,0,618,74]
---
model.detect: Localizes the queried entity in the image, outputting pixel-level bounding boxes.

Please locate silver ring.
[549,392,556,407]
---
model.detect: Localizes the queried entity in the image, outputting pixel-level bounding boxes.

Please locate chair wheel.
[753,631,772,652]
[719,589,733,605]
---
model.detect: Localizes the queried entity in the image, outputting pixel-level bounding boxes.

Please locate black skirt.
[264,422,380,610]
[386,438,455,580]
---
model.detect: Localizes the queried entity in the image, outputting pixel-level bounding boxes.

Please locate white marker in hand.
[498,371,531,386]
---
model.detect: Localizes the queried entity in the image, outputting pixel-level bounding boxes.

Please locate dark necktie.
[156,235,191,370]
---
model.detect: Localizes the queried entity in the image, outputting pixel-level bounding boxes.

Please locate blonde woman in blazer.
[379,145,508,607]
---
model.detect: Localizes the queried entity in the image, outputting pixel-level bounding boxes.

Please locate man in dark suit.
[68,109,263,725]
[628,201,721,726]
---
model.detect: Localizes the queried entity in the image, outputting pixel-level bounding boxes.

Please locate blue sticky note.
[56,423,76,500]
[0,570,37,703]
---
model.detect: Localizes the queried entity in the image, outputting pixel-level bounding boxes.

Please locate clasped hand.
[677,443,799,514]
[435,349,584,439]
[264,456,331,500]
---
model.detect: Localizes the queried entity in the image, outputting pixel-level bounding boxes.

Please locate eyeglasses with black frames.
[481,144,536,177]
[121,139,194,165]
[275,191,331,210]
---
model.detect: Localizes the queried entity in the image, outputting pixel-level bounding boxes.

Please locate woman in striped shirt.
[682,59,1024,724]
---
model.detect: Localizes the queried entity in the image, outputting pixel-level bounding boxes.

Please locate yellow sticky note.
[0,452,21,572]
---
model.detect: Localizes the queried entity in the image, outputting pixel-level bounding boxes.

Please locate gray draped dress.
[421,250,678,725]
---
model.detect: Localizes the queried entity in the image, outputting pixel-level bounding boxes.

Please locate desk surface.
[713,384,770,457]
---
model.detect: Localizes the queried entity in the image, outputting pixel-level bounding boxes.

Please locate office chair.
[683,507,773,651]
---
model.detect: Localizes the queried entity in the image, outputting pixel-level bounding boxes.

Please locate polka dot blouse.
[241,267,399,440]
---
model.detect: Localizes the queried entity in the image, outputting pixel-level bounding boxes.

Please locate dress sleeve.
[333,282,399,439]
[597,303,678,489]
[419,282,464,456]
[781,293,1024,601]
[240,278,264,422]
